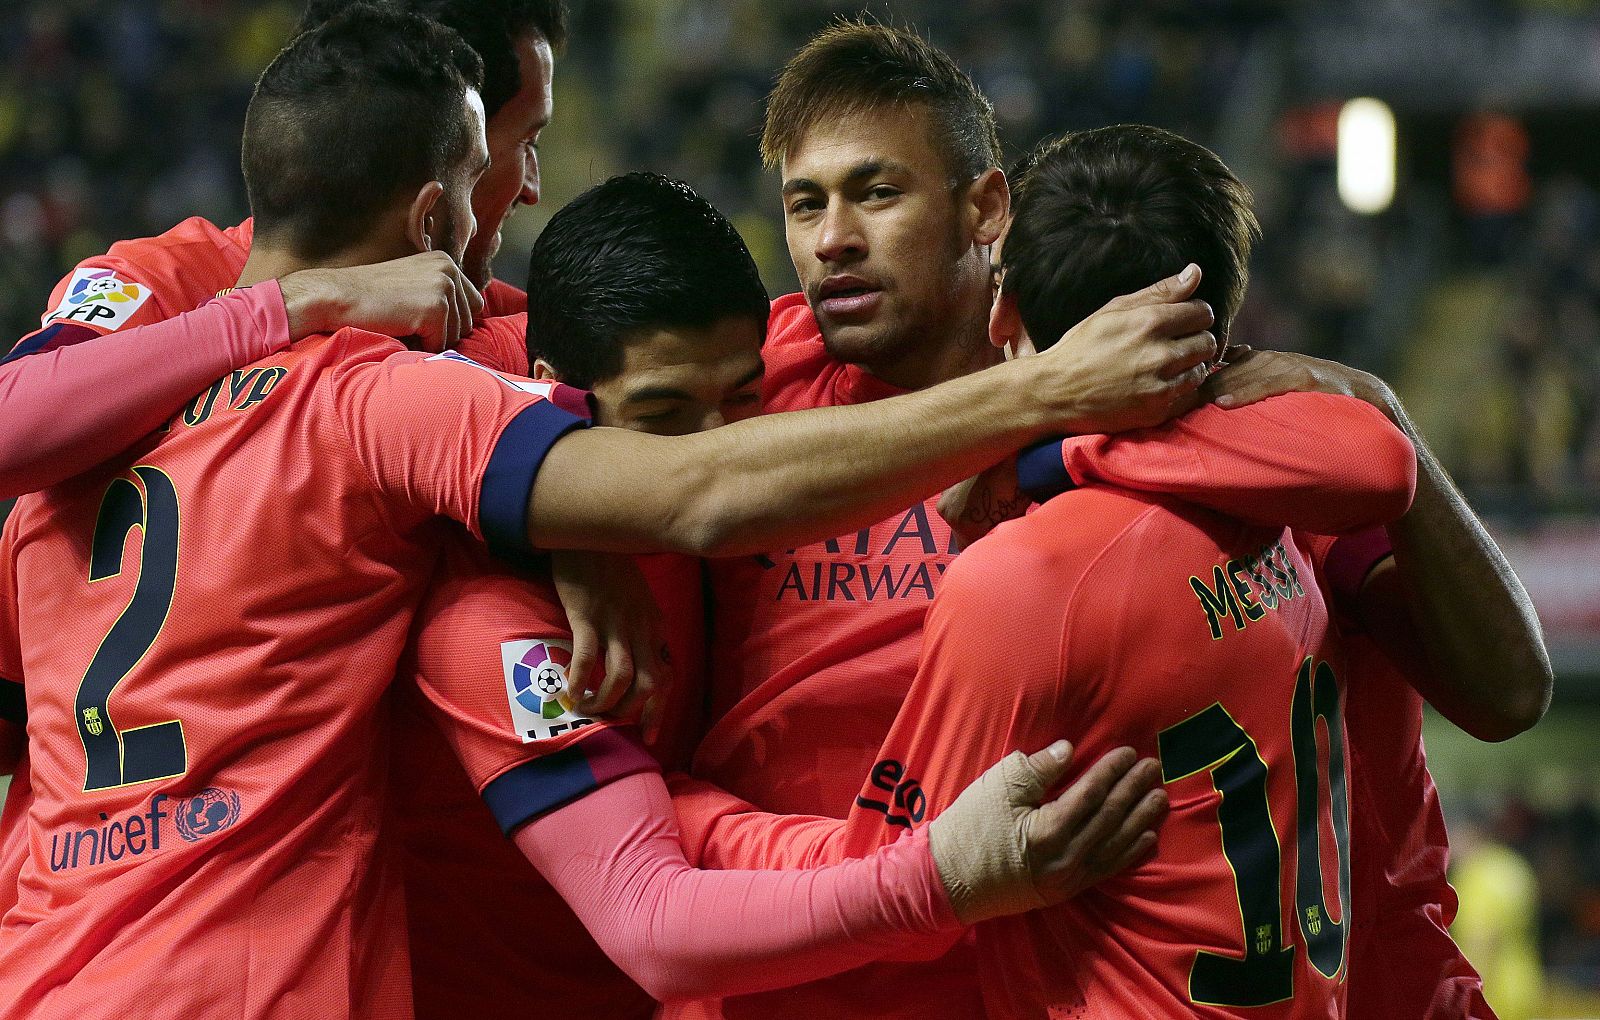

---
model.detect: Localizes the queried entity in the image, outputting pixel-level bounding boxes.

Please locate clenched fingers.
[583,635,635,715]
[565,623,601,707]
[1205,350,1298,409]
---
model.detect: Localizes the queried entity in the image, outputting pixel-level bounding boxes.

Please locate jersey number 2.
[78,467,187,791]
[1157,657,1351,1007]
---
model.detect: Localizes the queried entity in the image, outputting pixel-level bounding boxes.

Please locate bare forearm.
[529,358,1053,555]
[1380,402,1552,739]
[528,270,1220,554]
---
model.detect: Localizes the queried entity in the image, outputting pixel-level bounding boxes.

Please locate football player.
[0,13,1205,1016]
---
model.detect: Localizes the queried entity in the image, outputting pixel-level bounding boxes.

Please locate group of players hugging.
[0,2,1554,1018]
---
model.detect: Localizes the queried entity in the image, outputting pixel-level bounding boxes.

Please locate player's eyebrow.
[781,159,915,197]
[731,362,765,390]
[842,158,914,184]
[623,384,695,404]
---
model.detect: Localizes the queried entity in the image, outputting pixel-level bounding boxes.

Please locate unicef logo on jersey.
[501,638,594,744]
[174,787,242,842]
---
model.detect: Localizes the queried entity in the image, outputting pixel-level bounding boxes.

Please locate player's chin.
[464,249,496,293]
[463,229,502,280]
[818,316,897,363]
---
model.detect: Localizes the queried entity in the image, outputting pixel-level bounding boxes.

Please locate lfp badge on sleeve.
[500,638,595,743]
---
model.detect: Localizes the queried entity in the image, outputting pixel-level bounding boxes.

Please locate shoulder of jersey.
[100,216,249,281]
[1012,487,1173,556]
[483,279,529,318]
[457,313,530,376]
[765,292,820,348]
[323,325,410,360]
[33,217,248,340]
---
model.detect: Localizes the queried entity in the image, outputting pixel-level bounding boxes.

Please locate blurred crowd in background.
[3,0,1599,510]
[1,0,1597,1012]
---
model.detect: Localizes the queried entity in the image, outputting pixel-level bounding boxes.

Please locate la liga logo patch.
[500,637,595,743]
[44,268,152,331]
[512,640,573,718]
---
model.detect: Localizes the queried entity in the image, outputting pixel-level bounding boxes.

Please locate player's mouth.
[816,275,884,319]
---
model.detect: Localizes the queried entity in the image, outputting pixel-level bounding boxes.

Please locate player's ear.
[989,289,1028,356]
[531,358,560,382]
[405,181,448,254]
[965,168,1009,247]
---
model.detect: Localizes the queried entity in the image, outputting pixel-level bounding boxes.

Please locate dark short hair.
[243,4,484,259]
[760,17,1000,182]
[1002,125,1259,349]
[297,0,567,119]
[524,173,769,389]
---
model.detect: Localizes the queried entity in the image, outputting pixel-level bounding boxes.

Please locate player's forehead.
[465,91,490,158]
[612,318,764,393]
[780,103,948,189]
[490,33,554,136]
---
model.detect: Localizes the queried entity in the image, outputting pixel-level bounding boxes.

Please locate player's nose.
[520,158,541,206]
[815,204,865,264]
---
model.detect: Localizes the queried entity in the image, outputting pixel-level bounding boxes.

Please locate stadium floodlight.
[1337,97,1396,215]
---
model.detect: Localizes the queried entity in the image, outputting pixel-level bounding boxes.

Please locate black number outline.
[1291,657,1352,978]
[1157,658,1351,1008]
[1159,703,1295,1007]
[77,466,187,791]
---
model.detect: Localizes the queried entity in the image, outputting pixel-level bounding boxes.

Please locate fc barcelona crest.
[1254,924,1274,956]
[82,707,104,736]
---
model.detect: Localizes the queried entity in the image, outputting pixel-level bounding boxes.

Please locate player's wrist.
[965,358,1042,441]
[279,268,350,341]
[1009,355,1090,439]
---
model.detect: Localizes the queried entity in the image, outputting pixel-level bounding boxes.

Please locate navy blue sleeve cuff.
[3,321,98,364]
[479,400,589,552]
[1016,437,1075,502]
[480,727,658,835]
[0,677,24,726]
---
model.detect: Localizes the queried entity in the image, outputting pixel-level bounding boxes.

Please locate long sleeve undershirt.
[0,282,289,499]
[513,771,961,1002]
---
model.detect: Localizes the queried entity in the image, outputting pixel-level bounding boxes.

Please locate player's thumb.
[1017,740,1074,803]
[1104,263,1200,311]
[566,626,598,698]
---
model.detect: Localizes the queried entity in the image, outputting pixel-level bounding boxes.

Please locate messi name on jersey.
[1189,539,1307,641]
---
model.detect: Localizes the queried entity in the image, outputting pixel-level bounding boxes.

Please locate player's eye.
[634,407,682,424]
[864,184,901,202]
[787,196,823,216]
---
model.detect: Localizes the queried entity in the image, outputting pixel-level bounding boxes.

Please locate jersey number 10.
[76,467,188,792]
[1158,657,1351,1008]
